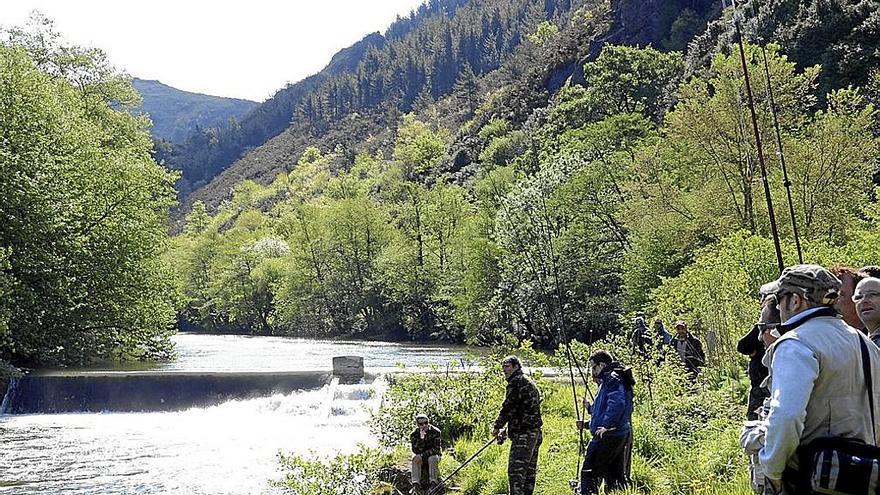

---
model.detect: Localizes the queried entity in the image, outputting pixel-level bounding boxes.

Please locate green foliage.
[582,45,685,122]
[276,447,394,495]
[0,30,178,365]
[372,359,504,447]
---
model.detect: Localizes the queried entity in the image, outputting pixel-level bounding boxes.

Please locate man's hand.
[595,427,615,438]
[492,428,499,439]
[583,399,592,413]
[576,420,585,431]
[765,477,782,494]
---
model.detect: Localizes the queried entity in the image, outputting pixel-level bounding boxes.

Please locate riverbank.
[278,341,753,495]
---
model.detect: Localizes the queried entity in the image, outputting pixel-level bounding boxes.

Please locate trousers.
[508,430,542,495]
[411,454,440,484]
[581,433,627,495]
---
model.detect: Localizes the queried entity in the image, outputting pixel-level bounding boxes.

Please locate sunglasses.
[417,421,428,426]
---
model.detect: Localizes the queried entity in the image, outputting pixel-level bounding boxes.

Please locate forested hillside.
[131,78,257,142]
[174,0,720,207]
[169,0,880,352]
[2,0,879,367]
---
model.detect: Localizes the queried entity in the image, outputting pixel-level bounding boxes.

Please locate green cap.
[760,264,841,304]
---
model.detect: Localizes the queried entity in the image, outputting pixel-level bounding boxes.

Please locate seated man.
[410,413,441,493]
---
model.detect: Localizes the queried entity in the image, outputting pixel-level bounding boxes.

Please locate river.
[0,333,476,494]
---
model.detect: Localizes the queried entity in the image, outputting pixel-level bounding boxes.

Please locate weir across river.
[0,334,474,495]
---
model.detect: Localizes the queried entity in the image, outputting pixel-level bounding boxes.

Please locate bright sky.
[0,0,428,102]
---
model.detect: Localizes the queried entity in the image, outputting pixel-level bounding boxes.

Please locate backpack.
[796,336,880,495]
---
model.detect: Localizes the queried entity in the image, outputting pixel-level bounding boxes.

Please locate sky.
[0,0,428,102]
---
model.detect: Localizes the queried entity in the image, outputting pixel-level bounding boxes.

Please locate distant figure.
[854,277,880,347]
[492,356,543,495]
[758,264,880,493]
[578,350,635,495]
[831,265,866,329]
[653,318,672,346]
[410,413,441,493]
[671,320,705,376]
[736,296,780,420]
[630,317,652,358]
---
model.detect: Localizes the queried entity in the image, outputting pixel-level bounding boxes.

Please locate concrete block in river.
[333,356,364,382]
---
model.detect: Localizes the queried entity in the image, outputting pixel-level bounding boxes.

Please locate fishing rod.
[544,204,598,491]
[731,0,785,274]
[758,42,804,263]
[424,436,498,495]
[488,172,594,489]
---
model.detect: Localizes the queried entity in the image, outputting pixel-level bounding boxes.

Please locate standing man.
[579,350,635,495]
[672,320,705,376]
[493,355,543,495]
[410,413,441,493]
[854,277,880,346]
[630,317,652,358]
[758,265,880,494]
[737,296,780,420]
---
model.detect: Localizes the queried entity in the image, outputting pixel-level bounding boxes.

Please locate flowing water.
[0,333,476,494]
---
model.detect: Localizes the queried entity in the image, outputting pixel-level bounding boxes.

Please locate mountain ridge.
[132,78,257,142]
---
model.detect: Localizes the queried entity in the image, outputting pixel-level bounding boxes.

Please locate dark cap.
[760,264,841,304]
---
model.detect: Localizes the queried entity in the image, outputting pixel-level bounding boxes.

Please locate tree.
[0,43,178,365]
[582,44,685,122]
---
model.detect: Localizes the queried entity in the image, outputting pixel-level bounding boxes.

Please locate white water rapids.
[0,334,474,494]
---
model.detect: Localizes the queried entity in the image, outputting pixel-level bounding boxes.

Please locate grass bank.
[277,340,752,494]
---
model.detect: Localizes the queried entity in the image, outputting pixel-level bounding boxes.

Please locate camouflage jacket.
[410,425,442,457]
[494,369,543,435]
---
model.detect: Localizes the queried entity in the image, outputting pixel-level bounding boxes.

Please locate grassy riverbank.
[277,341,753,494]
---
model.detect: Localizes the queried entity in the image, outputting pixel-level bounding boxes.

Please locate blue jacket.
[588,363,634,438]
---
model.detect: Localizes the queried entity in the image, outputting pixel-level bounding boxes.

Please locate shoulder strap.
[858,335,877,445]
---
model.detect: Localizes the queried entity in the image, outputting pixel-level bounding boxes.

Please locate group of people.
[409,262,880,495]
[409,352,634,495]
[631,315,706,376]
[739,264,880,494]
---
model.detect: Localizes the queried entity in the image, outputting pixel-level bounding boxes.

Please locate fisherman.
[758,264,880,494]
[671,320,705,376]
[831,265,866,329]
[578,350,634,495]
[410,413,442,494]
[854,277,880,347]
[630,316,652,358]
[736,296,780,420]
[492,355,542,495]
[738,294,781,493]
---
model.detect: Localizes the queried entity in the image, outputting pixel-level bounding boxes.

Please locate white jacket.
[758,311,880,479]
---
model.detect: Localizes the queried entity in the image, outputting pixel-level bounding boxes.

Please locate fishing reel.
[496,431,507,445]
[569,479,580,494]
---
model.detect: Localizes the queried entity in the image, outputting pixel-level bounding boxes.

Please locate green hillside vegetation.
[176,0,720,209]
[131,78,257,142]
[169,36,880,349]
[0,16,179,366]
